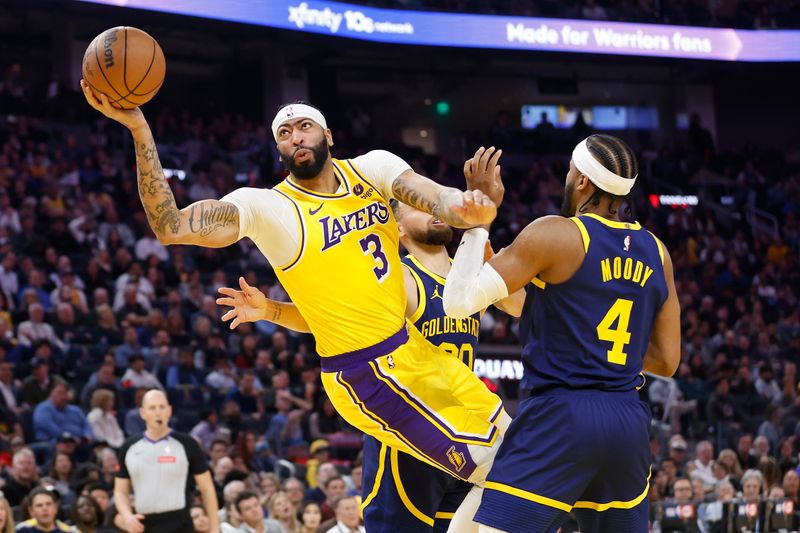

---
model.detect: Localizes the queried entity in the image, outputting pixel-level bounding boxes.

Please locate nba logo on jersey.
[624,235,631,252]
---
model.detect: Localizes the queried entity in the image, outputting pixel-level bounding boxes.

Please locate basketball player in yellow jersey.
[218,200,526,532]
[81,84,510,508]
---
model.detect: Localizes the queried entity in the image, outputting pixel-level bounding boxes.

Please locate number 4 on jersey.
[596,298,634,366]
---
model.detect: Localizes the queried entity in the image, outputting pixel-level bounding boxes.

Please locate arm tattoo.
[134,137,181,237]
[391,175,468,227]
[271,305,282,323]
[188,203,238,236]
[392,176,441,217]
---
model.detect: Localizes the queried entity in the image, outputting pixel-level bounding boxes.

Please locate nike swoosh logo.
[309,203,324,216]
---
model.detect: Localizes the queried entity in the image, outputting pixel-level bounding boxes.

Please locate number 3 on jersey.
[359,234,389,282]
[596,298,633,366]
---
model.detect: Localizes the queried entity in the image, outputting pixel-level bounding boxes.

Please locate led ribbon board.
[75,0,800,62]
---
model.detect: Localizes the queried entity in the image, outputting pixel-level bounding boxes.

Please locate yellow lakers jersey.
[273,158,406,357]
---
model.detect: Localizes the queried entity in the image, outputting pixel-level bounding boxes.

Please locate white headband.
[572,138,637,196]
[271,104,328,140]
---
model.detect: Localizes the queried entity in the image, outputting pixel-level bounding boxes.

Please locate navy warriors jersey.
[520,213,668,393]
[403,254,481,369]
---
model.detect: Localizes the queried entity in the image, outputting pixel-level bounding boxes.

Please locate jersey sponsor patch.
[158,456,176,463]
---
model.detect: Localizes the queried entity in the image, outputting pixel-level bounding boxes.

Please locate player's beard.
[406,223,453,246]
[280,140,330,180]
[560,180,575,217]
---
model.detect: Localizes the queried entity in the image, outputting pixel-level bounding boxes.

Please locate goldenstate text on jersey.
[419,316,481,338]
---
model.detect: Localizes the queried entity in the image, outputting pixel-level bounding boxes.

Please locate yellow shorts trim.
[434,512,455,520]
[361,443,388,511]
[573,469,652,511]
[484,481,573,512]
[390,448,435,526]
[368,360,498,446]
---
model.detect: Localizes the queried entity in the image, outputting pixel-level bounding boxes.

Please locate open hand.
[80,79,148,133]
[216,277,268,329]
[464,146,505,208]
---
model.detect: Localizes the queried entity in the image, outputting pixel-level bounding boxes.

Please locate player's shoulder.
[350,149,401,164]
[222,186,288,201]
[523,215,578,239]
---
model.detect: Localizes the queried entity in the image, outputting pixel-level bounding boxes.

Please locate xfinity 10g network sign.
[77,0,800,62]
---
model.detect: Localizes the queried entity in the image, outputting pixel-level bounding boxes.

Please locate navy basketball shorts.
[362,435,472,533]
[475,389,652,533]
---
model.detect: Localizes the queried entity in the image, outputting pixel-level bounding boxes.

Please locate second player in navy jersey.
[444,137,680,532]
[360,201,523,533]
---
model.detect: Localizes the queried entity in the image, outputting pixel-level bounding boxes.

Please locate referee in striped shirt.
[115,389,220,532]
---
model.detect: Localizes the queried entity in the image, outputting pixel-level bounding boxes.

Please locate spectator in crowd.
[671,478,693,504]
[0,360,22,412]
[15,487,76,533]
[17,303,63,351]
[227,370,264,420]
[283,477,307,511]
[323,496,364,533]
[191,504,211,533]
[267,491,300,533]
[190,409,226,452]
[123,387,147,437]
[79,363,120,409]
[120,353,163,390]
[69,494,104,533]
[86,388,124,448]
[235,490,285,533]
[2,448,39,506]
[47,452,75,506]
[690,440,716,490]
[736,435,758,470]
[298,501,321,533]
[741,469,764,503]
[32,382,92,444]
[265,390,308,459]
[83,482,111,515]
[319,476,348,523]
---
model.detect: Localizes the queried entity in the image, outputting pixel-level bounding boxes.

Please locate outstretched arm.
[217,277,311,333]
[444,216,579,318]
[81,81,239,247]
[391,170,496,229]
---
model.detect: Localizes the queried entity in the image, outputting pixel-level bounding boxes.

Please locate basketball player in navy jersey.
[444,137,681,532]
[359,200,524,533]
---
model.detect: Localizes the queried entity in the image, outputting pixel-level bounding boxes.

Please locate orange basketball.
[82,26,166,109]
